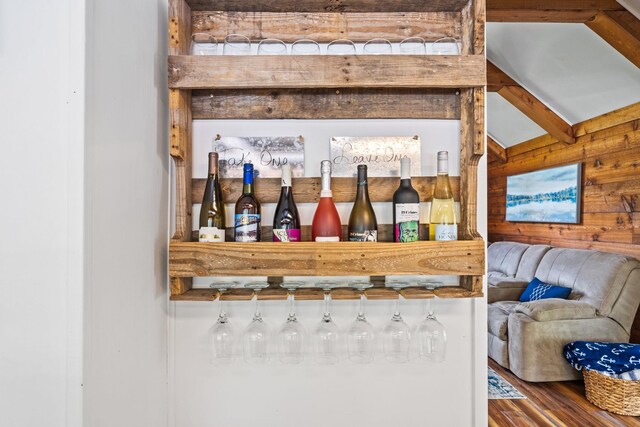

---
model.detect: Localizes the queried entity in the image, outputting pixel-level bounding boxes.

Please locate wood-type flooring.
[489,359,640,426]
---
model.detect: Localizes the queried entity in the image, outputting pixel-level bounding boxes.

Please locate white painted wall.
[0,2,85,426]
[83,0,169,426]
[170,119,488,426]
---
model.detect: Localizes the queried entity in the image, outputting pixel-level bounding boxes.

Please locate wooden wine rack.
[168,0,486,301]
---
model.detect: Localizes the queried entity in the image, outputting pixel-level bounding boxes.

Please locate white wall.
[170,119,488,426]
[83,0,169,426]
[0,1,85,426]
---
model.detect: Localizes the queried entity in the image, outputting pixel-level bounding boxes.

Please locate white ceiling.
[486,22,640,148]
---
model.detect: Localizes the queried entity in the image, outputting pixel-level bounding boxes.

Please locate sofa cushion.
[515,245,552,281]
[488,242,530,278]
[519,278,572,302]
[515,299,597,322]
[487,301,520,340]
[489,277,530,289]
[535,248,637,316]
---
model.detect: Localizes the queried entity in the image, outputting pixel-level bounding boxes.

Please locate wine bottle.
[429,151,457,241]
[234,163,261,242]
[199,152,226,242]
[348,164,378,242]
[393,157,420,243]
[312,160,342,242]
[273,164,301,242]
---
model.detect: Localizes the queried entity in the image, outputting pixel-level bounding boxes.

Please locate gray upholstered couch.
[487,241,640,382]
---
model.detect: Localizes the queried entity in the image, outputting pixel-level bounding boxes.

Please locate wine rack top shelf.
[168,55,486,90]
[169,240,485,278]
[184,0,471,12]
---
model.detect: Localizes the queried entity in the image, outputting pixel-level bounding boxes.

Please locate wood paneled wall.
[487,102,640,342]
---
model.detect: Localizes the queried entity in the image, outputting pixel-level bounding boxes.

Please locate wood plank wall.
[487,103,640,342]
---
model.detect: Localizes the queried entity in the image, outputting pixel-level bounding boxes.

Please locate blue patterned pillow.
[519,277,571,302]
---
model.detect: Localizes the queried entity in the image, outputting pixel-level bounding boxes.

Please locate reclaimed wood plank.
[192,11,461,42]
[168,54,487,89]
[185,0,470,12]
[487,9,598,23]
[192,88,461,120]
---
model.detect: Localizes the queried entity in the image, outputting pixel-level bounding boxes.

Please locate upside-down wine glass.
[209,281,239,364]
[291,39,321,55]
[347,281,376,364]
[243,281,271,364]
[191,33,218,55]
[257,38,288,55]
[399,37,426,55]
[415,280,447,363]
[223,34,251,55]
[382,281,412,363]
[363,38,392,55]
[431,37,460,55]
[327,39,357,55]
[278,282,306,364]
[313,282,341,365]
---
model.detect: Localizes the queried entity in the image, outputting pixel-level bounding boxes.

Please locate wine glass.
[327,39,356,55]
[399,37,426,55]
[313,281,341,365]
[209,281,239,364]
[190,33,218,55]
[257,38,287,55]
[382,281,412,363]
[347,281,376,364]
[243,281,271,364]
[223,34,251,55]
[415,280,447,362]
[363,38,392,55]
[278,282,306,364]
[430,37,460,55]
[291,39,321,55]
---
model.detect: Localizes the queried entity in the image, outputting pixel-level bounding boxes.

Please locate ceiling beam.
[486,0,623,22]
[585,11,640,68]
[487,61,576,144]
[487,136,508,163]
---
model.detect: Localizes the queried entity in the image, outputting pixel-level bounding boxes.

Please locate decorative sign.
[215,136,305,178]
[330,136,421,177]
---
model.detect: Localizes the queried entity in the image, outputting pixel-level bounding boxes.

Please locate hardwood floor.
[489,359,640,427]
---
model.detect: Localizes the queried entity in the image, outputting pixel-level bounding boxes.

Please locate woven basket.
[583,369,640,416]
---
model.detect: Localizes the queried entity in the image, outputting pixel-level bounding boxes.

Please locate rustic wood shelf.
[169,240,485,277]
[169,285,479,302]
[185,0,471,12]
[168,55,486,90]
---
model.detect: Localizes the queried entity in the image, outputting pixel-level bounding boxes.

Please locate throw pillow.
[519,277,571,302]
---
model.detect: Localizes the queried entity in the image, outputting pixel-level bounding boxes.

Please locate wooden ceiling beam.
[487,61,576,144]
[487,136,508,163]
[586,11,640,68]
[486,0,623,22]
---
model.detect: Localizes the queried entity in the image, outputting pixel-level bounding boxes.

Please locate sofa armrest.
[487,279,529,304]
[515,299,596,322]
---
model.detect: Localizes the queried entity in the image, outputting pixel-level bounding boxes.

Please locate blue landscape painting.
[506,163,581,223]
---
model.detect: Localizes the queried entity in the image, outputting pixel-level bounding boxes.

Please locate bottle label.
[199,226,225,242]
[395,203,420,243]
[435,224,457,241]
[273,229,301,242]
[315,236,340,242]
[348,230,378,242]
[234,214,260,242]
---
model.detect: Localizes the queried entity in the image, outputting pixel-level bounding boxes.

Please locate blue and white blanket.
[564,341,640,379]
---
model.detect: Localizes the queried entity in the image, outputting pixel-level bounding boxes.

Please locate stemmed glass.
[278,282,306,364]
[431,37,460,55]
[327,39,357,55]
[223,34,251,55]
[313,282,341,365]
[363,38,392,55]
[209,281,239,364]
[399,37,426,55]
[291,39,321,55]
[257,38,287,55]
[347,281,376,364]
[191,33,218,55]
[415,280,447,362]
[382,281,412,363]
[243,281,271,364]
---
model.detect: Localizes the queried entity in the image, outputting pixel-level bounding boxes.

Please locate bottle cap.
[281,163,292,187]
[437,151,448,174]
[243,162,253,173]
[400,157,411,180]
[208,152,219,174]
[320,160,331,175]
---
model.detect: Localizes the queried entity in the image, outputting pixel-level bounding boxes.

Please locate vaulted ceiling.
[486,1,640,148]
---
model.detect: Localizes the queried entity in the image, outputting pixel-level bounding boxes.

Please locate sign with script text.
[215,136,305,178]
[330,136,421,177]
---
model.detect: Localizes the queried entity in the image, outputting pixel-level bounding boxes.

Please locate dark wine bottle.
[234,163,261,242]
[348,165,378,242]
[393,157,420,243]
[312,160,342,242]
[273,164,301,242]
[199,152,226,242]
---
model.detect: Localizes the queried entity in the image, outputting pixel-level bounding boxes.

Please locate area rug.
[488,367,527,399]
